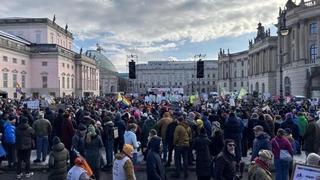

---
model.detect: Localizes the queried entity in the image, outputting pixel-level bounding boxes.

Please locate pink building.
[0,18,99,98]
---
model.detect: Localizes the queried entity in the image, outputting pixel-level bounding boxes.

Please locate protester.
[32,111,52,163]
[67,157,91,180]
[271,128,293,180]
[114,112,126,154]
[304,114,320,156]
[306,153,320,166]
[113,144,136,180]
[156,112,173,162]
[48,136,69,180]
[215,139,238,180]
[71,123,87,164]
[164,116,178,167]
[248,150,273,180]
[146,136,165,180]
[15,116,34,179]
[60,113,75,151]
[251,125,271,161]
[102,116,115,168]
[4,115,17,168]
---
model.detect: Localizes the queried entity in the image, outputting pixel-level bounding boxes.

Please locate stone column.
[299,20,305,60]
[294,25,300,61]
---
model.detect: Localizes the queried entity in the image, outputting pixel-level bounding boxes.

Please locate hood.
[124,131,135,138]
[104,121,114,126]
[148,136,161,153]
[257,133,270,140]
[18,123,29,130]
[114,112,121,122]
[179,121,189,129]
[52,142,65,152]
[163,112,171,118]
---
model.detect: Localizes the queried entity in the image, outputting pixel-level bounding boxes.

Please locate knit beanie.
[196,119,204,129]
[122,144,134,157]
[53,136,61,145]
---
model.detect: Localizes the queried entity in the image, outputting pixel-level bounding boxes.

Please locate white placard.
[292,163,320,180]
[25,100,40,109]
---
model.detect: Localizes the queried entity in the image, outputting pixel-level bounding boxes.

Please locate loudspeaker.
[197,60,204,78]
[129,61,136,79]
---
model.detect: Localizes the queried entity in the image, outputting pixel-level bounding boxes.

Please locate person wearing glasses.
[214,139,237,180]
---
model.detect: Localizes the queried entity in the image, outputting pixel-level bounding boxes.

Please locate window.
[241,81,244,87]
[234,71,237,78]
[310,22,318,34]
[207,74,210,78]
[226,72,229,78]
[12,58,17,63]
[21,75,26,88]
[292,30,295,39]
[21,59,25,65]
[67,77,70,88]
[241,70,244,77]
[208,81,210,85]
[71,78,74,88]
[213,81,215,85]
[12,74,17,88]
[234,82,237,87]
[50,33,54,43]
[241,61,244,66]
[67,64,69,69]
[192,74,194,78]
[234,62,236,67]
[212,74,216,78]
[36,33,41,43]
[224,82,227,87]
[310,44,318,63]
[3,56,8,62]
[62,63,65,67]
[42,76,48,88]
[42,61,48,66]
[71,65,74,69]
[3,73,8,88]
[62,77,65,88]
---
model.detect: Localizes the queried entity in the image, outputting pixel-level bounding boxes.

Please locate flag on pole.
[117,93,131,107]
[238,88,247,99]
[16,82,22,94]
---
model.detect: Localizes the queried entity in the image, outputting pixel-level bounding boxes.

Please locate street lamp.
[279,9,289,104]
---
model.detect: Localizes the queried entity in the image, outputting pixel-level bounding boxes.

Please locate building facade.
[278,0,320,97]
[218,49,249,93]
[0,18,99,98]
[133,60,218,95]
[248,23,278,96]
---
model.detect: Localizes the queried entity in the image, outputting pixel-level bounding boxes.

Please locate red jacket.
[271,136,293,159]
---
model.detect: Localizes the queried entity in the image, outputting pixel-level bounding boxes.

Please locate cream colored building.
[278,0,320,97]
[133,60,218,95]
[218,49,249,93]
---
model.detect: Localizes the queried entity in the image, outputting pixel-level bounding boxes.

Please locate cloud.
[0,0,288,72]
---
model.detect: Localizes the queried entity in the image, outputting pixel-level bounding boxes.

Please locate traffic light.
[129,61,136,79]
[196,60,204,78]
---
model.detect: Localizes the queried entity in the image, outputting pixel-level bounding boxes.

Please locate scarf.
[254,158,269,172]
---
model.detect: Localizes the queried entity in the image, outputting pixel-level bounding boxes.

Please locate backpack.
[4,123,15,144]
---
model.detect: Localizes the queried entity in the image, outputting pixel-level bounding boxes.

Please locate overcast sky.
[1,0,288,72]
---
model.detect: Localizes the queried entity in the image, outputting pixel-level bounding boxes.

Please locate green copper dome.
[86,50,117,72]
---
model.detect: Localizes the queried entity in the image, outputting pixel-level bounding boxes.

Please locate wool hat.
[258,150,274,160]
[122,144,134,157]
[74,157,84,166]
[196,119,204,129]
[78,123,87,131]
[53,136,61,145]
[253,125,264,132]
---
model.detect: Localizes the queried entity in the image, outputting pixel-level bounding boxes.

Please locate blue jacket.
[202,116,212,137]
[146,137,166,180]
[224,115,244,141]
[251,133,271,161]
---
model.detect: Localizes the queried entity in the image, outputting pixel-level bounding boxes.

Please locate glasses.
[227,144,236,147]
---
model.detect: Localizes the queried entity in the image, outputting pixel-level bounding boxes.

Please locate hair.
[149,129,157,136]
[127,123,137,131]
[277,128,286,137]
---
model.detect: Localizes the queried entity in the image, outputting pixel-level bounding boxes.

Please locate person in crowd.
[101,116,115,168]
[124,123,139,151]
[193,128,212,180]
[32,111,52,163]
[271,128,293,180]
[284,128,299,155]
[172,116,192,178]
[48,136,69,180]
[165,116,178,167]
[280,113,300,144]
[85,124,103,180]
[248,150,273,180]
[202,111,212,137]
[248,113,270,149]
[3,115,17,168]
[306,153,320,167]
[303,114,320,156]
[114,112,126,154]
[15,116,34,179]
[67,157,91,180]
[209,121,224,157]
[142,114,156,160]
[71,123,87,164]
[251,125,271,161]
[264,114,275,138]
[156,112,173,163]
[54,109,65,139]
[274,115,283,135]
[60,113,75,151]
[224,111,244,163]
[113,144,136,180]
[146,136,165,180]
[215,139,238,180]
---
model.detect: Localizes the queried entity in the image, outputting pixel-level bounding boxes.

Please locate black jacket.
[165,121,178,146]
[193,133,212,176]
[215,148,237,180]
[146,137,166,180]
[16,123,34,150]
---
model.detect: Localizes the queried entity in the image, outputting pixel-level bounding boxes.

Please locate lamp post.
[279,9,289,104]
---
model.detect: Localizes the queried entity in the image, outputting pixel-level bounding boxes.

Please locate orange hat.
[122,144,134,157]
[74,157,84,166]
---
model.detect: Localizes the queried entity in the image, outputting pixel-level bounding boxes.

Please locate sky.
[0,0,289,72]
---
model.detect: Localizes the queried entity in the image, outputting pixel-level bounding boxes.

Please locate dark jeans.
[274,159,290,180]
[174,146,189,176]
[5,143,16,166]
[36,136,49,160]
[113,138,124,155]
[105,139,114,166]
[198,176,211,180]
[17,149,31,174]
[167,144,174,164]
[162,141,168,162]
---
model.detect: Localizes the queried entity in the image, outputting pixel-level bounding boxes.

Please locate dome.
[86,50,117,72]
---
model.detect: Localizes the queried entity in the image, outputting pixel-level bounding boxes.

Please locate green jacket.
[297,115,308,136]
[48,142,69,180]
[174,121,192,146]
[32,118,52,137]
[248,162,272,180]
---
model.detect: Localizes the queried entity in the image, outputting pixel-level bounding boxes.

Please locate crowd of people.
[0,93,320,180]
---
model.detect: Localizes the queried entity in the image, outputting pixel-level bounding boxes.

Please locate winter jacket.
[54,112,64,138]
[156,114,173,142]
[33,118,52,137]
[142,118,156,147]
[192,133,212,177]
[224,115,244,141]
[71,131,86,156]
[297,115,308,136]
[124,131,139,150]
[280,118,300,141]
[202,116,212,137]
[146,137,166,180]
[215,148,237,180]
[15,123,34,150]
[248,117,270,148]
[113,153,136,180]
[84,134,103,170]
[248,159,272,180]
[102,121,115,141]
[45,109,57,126]
[48,142,69,180]
[251,133,271,161]
[114,113,126,142]
[4,122,16,144]
[165,121,178,147]
[304,121,320,153]
[60,119,75,150]
[271,136,293,159]
[209,129,224,157]
[173,121,191,147]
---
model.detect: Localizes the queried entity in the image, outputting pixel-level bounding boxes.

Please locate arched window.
[262,83,265,94]
[255,82,259,92]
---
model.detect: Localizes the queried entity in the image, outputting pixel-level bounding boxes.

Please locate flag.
[16,82,22,94]
[238,88,247,99]
[117,93,131,107]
